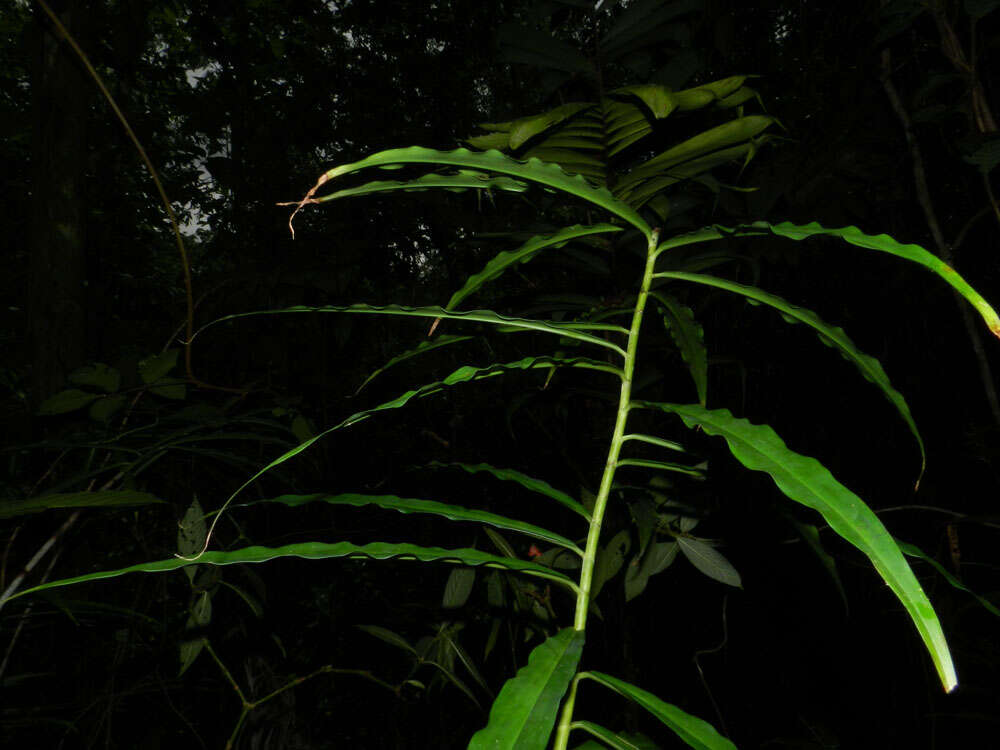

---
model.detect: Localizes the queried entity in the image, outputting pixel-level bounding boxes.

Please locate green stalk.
[553,229,660,750]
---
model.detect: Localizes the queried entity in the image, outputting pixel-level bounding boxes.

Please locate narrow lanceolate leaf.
[446,224,623,311]
[12,541,579,602]
[0,490,165,520]
[258,493,583,556]
[316,172,529,200]
[616,459,705,478]
[654,272,925,480]
[306,147,653,237]
[426,461,591,520]
[749,221,1000,338]
[581,671,736,750]
[200,304,628,358]
[652,291,707,406]
[354,334,476,394]
[468,628,584,750]
[636,402,958,693]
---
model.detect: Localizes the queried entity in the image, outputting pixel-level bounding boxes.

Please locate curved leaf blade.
[582,671,736,750]
[676,537,742,588]
[258,493,583,555]
[654,271,925,479]
[570,721,643,750]
[468,627,584,750]
[318,172,529,200]
[13,541,579,602]
[199,304,628,358]
[636,402,957,693]
[652,291,707,406]
[309,147,652,236]
[354,334,476,395]
[446,224,623,312]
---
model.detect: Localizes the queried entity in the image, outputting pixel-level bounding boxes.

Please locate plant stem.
[553,229,659,750]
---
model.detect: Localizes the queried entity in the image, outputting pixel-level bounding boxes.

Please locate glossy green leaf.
[426,461,591,520]
[0,490,165,520]
[635,402,957,693]
[652,291,707,405]
[468,627,584,750]
[316,171,529,200]
[582,671,736,750]
[654,271,925,480]
[201,304,628,358]
[12,541,579,602]
[310,147,652,236]
[676,537,742,588]
[616,458,704,478]
[749,221,1000,338]
[446,224,623,312]
[621,433,686,453]
[354,334,475,394]
[258,493,583,555]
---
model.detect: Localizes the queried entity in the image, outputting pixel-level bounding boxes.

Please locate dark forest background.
[2,0,1000,747]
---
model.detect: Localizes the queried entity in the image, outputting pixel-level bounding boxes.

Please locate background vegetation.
[2,0,999,747]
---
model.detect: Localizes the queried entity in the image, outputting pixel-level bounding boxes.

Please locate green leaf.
[149,378,187,400]
[37,388,101,415]
[201,304,629,358]
[138,350,179,384]
[612,84,676,119]
[750,221,1000,338]
[654,272,924,480]
[89,395,126,423]
[427,461,591,520]
[898,538,1000,618]
[258,493,583,555]
[178,592,211,676]
[508,103,595,150]
[357,624,418,655]
[446,224,623,311]
[468,627,584,750]
[582,671,736,750]
[316,171,530,200]
[676,537,742,588]
[636,402,957,693]
[788,518,849,613]
[309,147,652,237]
[0,490,165,520]
[652,292,707,405]
[12,541,579,602]
[178,498,207,584]
[591,530,630,600]
[68,363,120,393]
[355,334,476,394]
[616,459,704,478]
[443,567,476,609]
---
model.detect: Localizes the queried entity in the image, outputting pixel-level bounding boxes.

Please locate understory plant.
[11,134,1000,746]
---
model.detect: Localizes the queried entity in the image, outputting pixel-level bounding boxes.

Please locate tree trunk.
[28,0,89,408]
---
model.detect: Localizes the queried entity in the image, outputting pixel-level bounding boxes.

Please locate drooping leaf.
[425,461,591,520]
[446,224,624,311]
[257,493,583,555]
[570,721,644,750]
[12,541,580,602]
[636,402,957,693]
[749,221,1000,338]
[581,671,736,750]
[676,537,742,588]
[654,271,925,479]
[0,490,164,520]
[616,458,705,478]
[468,627,584,750]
